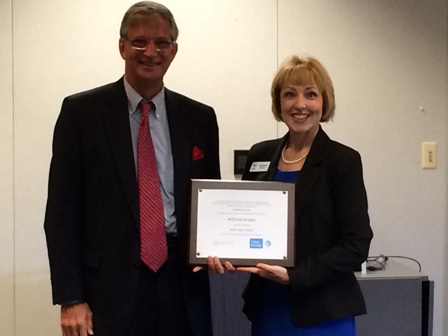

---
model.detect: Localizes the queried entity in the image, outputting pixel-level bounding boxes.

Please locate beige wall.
[277,2,448,334]
[0,0,14,335]
[3,0,448,335]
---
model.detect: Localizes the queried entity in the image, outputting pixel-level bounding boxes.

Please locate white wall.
[163,0,279,165]
[0,0,14,335]
[277,1,448,335]
[12,1,124,333]
[3,0,448,335]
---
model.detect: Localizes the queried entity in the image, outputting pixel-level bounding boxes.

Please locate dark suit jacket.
[241,127,373,326]
[44,78,220,336]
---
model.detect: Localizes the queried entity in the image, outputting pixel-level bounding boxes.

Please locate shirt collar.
[123,77,166,120]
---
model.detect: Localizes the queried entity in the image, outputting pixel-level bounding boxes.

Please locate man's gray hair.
[120,1,179,41]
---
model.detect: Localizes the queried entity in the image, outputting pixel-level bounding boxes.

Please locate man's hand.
[61,302,94,336]
[238,263,290,284]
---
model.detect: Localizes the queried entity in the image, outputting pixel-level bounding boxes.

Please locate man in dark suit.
[44,2,220,336]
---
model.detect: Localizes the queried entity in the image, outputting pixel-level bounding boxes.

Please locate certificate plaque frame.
[189,179,295,267]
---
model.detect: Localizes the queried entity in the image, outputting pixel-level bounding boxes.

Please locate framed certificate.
[189,179,295,267]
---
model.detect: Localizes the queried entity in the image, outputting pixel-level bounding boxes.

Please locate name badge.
[249,161,270,172]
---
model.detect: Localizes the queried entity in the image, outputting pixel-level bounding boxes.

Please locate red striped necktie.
[137,101,167,272]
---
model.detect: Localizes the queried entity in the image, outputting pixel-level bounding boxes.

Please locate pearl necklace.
[281,146,309,164]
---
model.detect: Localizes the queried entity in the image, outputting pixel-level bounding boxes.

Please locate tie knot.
[140,101,153,118]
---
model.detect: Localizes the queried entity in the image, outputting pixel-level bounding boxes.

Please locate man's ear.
[171,42,178,59]
[119,39,126,60]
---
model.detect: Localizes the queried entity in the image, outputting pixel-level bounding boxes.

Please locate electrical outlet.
[422,142,437,169]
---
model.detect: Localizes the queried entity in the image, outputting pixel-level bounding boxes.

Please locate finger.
[236,267,259,273]
[79,322,88,336]
[192,266,203,272]
[212,256,225,274]
[206,256,215,271]
[68,325,79,336]
[224,261,236,271]
[62,321,77,336]
[256,263,283,274]
[72,311,87,336]
[255,263,271,270]
[206,256,223,274]
[87,312,94,335]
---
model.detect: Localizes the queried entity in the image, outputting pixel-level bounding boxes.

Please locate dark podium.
[209,260,433,336]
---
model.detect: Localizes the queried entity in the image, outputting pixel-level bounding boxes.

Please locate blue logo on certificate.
[250,238,263,248]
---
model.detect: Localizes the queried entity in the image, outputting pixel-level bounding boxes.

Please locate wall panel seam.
[11,0,16,334]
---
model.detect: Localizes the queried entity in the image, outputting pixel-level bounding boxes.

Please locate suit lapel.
[294,127,328,217]
[165,89,191,231]
[102,79,139,225]
[262,137,286,181]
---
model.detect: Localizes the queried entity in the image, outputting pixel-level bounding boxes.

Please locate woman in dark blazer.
[229,56,373,336]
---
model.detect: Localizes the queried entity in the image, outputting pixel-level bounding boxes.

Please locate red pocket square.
[192,146,204,161]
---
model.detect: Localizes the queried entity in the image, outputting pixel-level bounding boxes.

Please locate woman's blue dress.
[251,169,356,336]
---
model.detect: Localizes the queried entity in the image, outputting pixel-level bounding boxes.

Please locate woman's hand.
[192,256,236,274]
[238,263,290,284]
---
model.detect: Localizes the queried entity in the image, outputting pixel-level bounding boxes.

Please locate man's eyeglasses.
[123,36,173,52]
